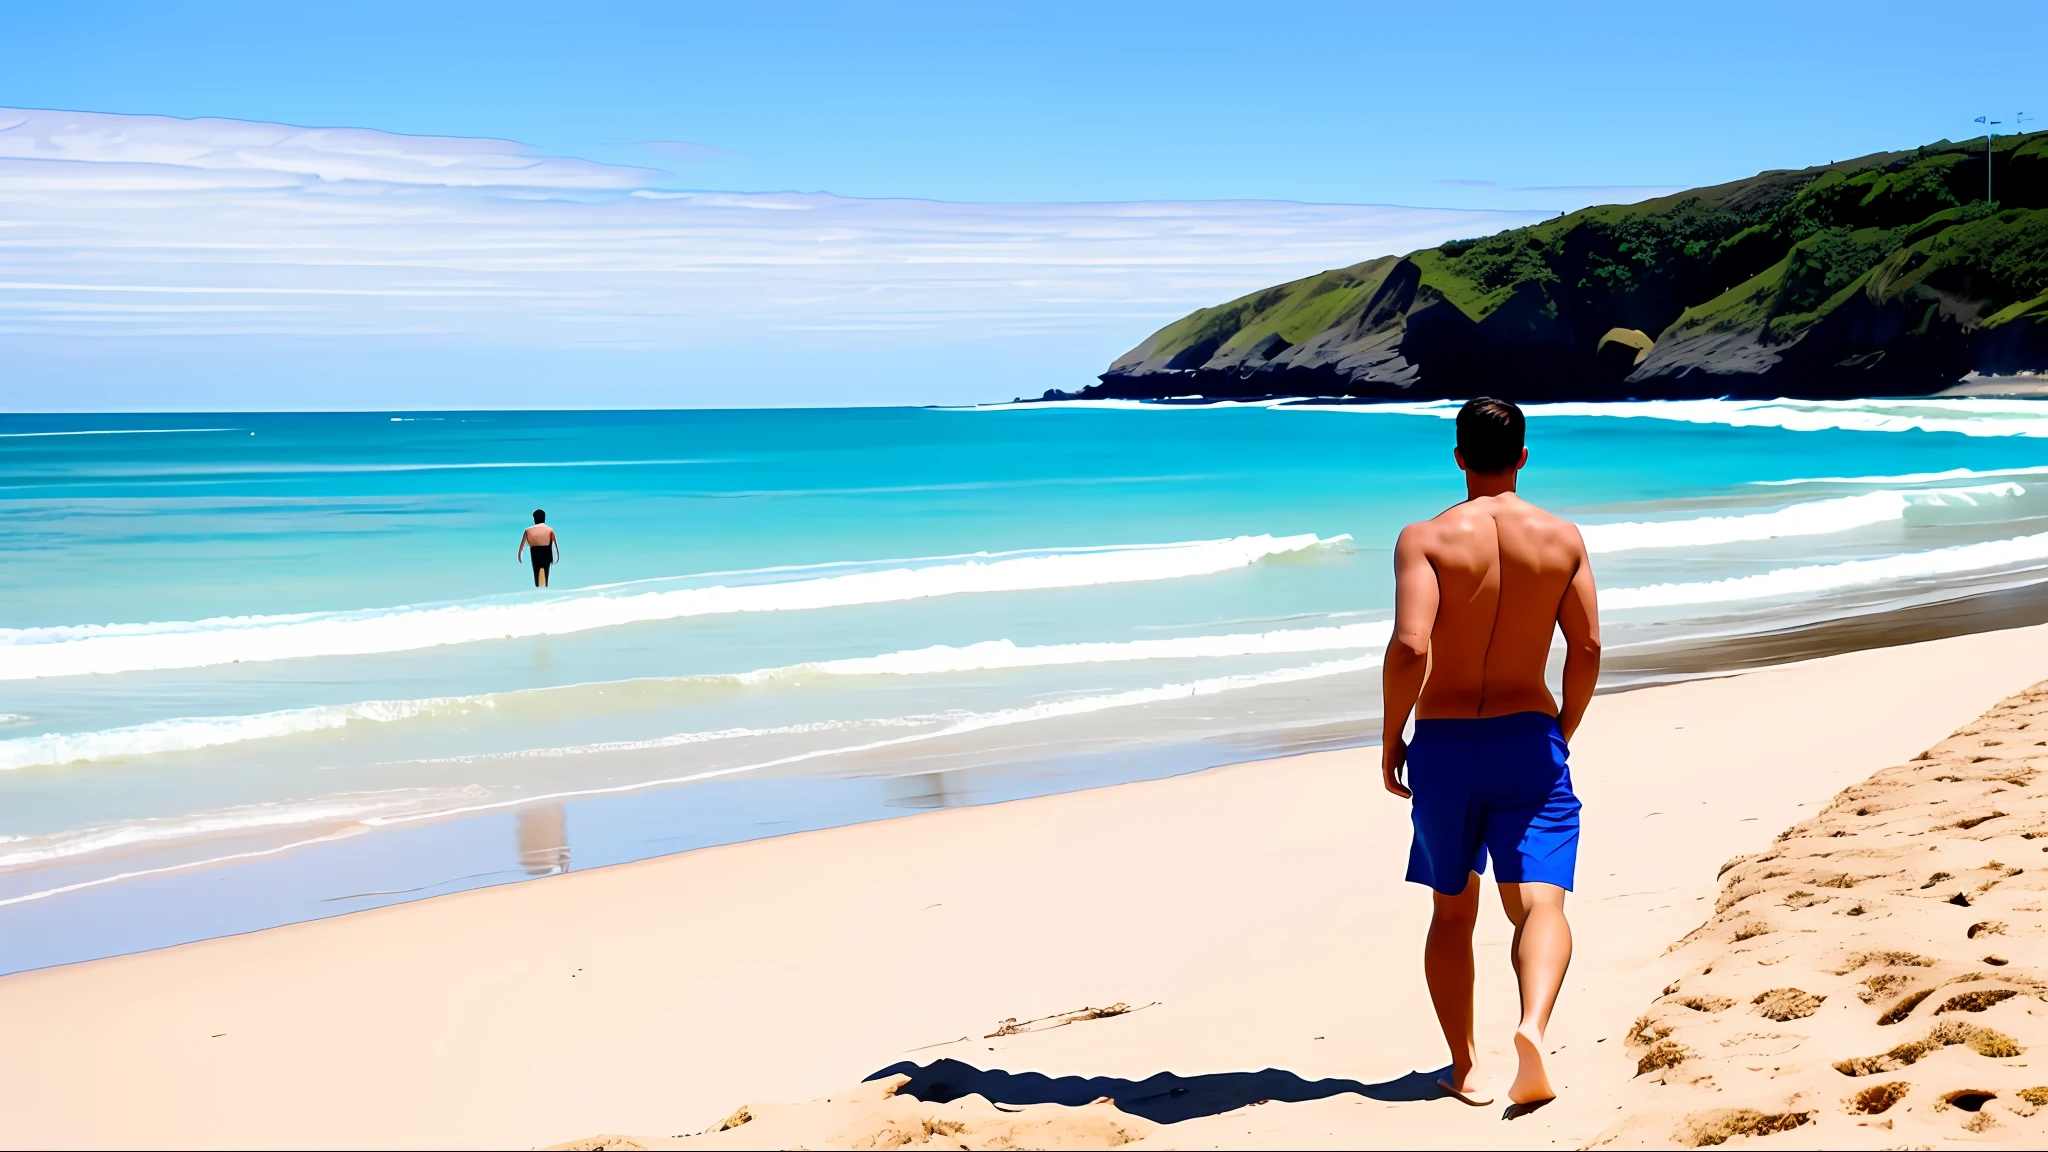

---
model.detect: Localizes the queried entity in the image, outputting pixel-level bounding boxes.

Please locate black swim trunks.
[530,544,553,582]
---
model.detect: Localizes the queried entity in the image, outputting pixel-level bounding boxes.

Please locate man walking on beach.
[518,509,559,588]
[1381,397,1601,1114]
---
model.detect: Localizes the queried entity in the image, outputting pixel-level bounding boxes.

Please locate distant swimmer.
[518,509,559,588]
[1380,397,1601,1116]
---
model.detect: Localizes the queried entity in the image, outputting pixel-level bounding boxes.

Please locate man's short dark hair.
[533,509,546,523]
[1456,397,1525,473]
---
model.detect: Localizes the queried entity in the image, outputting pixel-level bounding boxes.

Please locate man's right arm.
[1556,529,1602,743]
[1381,524,1438,798]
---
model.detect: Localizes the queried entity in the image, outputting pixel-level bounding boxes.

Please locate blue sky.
[3,0,2044,409]
[11,0,2041,208]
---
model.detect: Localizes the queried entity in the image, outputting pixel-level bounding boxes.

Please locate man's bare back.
[1379,398,1601,1115]
[517,510,559,588]
[1398,493,1597,724]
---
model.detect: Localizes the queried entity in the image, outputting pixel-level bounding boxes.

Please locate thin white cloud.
[0,107,657,189]
[0,108,1552,353]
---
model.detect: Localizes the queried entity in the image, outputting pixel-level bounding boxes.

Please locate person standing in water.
[517,509,559,587]
[1380,397,1601,1115]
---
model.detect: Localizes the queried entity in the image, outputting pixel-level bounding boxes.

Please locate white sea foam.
[0,789,479,873]
[0,698,466,771]
[0,533,1347,680]
[1,619,1393,771]
[1298,397,2048,438]
[80,458,711,478]
[1606,529,2048,611]
[0,427,238,438]
[1752,465,2048,487]
[1581,484,2026,553]
[1532,399,2048,438]
[771,620,1393,679]
[0,828,373,908]
[412,716,938,763]
[988,396,2048,439]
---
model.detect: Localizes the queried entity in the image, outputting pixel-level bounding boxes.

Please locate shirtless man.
[517,509,560,588]
[1381,397,1601,1114]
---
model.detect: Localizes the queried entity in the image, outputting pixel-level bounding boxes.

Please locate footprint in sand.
[1596,680,2048,1147]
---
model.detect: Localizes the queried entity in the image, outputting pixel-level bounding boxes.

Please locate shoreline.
[7,624,2048,1148]
[17,585,2048,978]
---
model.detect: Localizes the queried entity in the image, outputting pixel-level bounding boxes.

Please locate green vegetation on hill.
[1080,132,2048,401]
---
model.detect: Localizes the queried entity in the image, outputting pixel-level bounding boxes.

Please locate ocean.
[6,398,2048,973]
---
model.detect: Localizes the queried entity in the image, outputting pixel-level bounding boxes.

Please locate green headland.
[1066,131,2048,402]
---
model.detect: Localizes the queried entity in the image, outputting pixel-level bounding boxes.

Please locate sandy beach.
[12,20,2048,1151]
[7,624,2048,1150]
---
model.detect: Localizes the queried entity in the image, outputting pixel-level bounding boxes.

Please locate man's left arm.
[1556,529,1602,743]
[1381,525,1438,798]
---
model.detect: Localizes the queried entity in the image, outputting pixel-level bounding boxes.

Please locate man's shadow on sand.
[865,1058,1453,1125]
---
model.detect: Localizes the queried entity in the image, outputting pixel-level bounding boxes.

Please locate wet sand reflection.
[515,804,570,876]
[884,772,959,810]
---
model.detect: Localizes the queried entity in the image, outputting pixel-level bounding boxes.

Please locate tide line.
[0,789,486,872]
[0,827,369,908]
[362,655,1385,827]
[0,655,1385,904]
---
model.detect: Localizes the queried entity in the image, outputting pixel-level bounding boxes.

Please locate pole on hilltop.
[1975,115,2003,203]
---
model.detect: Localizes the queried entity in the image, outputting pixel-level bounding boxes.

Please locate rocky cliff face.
[1070,134,2048,403]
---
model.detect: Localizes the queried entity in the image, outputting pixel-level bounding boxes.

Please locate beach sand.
[7,624,2048,1150]
[1596,677,2048,1147]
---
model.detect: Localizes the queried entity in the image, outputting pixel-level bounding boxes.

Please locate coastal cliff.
[1068,133,2048,403]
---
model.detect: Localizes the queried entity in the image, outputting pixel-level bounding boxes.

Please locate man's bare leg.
[1426,873,1488,1103]
[1498,881,1572,1106]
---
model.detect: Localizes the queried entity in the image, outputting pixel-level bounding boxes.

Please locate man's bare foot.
[1436,1075,1493,1107]
[1508,1026,1555,1108]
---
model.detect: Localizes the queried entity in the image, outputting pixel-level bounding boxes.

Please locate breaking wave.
[0,698,465,771]
[0,533,1349,680]
[1606,529,2048,610]
[1751,464,2048,486]
[0,619,1394,771]
[1288,397,2048,438]
[1582,484,2026,553]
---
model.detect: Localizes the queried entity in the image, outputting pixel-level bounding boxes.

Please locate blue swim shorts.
[1404,711,1581,894]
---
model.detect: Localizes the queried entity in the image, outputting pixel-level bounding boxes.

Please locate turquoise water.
[7,399,2048,971]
